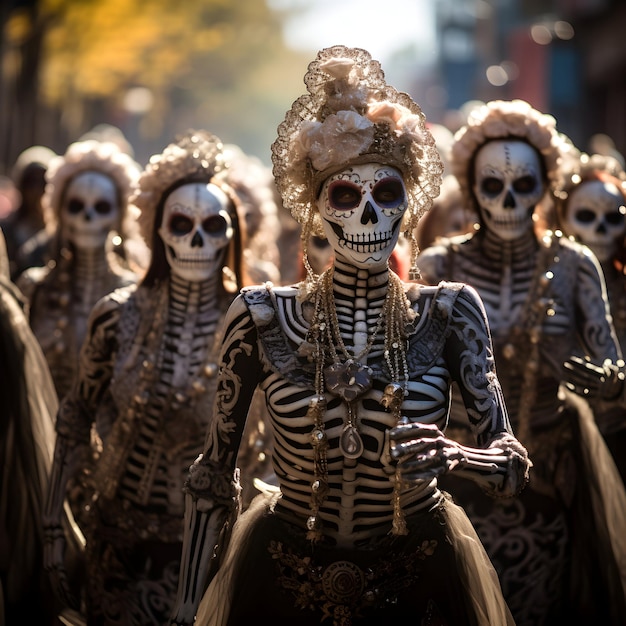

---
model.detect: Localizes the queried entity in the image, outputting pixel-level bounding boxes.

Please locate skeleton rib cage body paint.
[172,265,525,625]
[557,155,626,482]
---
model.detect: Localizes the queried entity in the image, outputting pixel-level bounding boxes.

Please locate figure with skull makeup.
[170,47,529,626]
[417,100,626,625]
[16,139,144,404]
[555,153,626,482]
[16,140,144,568]
[42,131,272,625]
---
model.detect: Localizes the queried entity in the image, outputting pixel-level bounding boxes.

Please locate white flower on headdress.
[367,102,403,128]
[294,111,375,174]
[320,58,358,82]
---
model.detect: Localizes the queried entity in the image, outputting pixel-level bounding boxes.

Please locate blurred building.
[434,0,625,158]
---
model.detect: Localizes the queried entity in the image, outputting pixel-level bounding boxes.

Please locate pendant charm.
[340,424,364,459]
[325,360,373,402]
[381,382,405,413]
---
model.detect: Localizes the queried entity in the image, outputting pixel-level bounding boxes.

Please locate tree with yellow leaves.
[1,0,311,169]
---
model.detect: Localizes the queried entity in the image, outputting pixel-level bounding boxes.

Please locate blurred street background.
[1,0,624,171]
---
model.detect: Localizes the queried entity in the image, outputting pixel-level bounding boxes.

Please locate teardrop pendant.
[340,424,363,459]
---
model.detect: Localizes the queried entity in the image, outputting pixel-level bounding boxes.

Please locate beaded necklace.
[304,265,417,539]
[97,277,224,500]
[500,231,559,448]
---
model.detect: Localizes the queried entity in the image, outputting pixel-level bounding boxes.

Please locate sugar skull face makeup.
[473,140,545,241]
[317,163,407,269]
[564,179,626,263]
[159,182,233,282]
[61,171,119,250]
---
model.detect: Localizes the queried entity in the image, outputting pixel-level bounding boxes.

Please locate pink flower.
[297,111,375,173]
[367,102,403,129]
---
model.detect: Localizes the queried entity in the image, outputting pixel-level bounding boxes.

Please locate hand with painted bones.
[389,422,530,498]
[563,356,625,401]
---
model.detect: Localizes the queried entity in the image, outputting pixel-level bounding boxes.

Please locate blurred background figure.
[589,134,625,169]
[414,174,477,251]
[0,228,82,625]
[275,193,304,285]
[0,145,57,281]
[427,122,455,177]
[417,99,626,626]
[78,124,136,159]
[223,144,283,285]
[0,176,18,221]
[16,139,144,404]
[556,152,626,481]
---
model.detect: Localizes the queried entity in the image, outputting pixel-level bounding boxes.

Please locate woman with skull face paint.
[417,100,626,626]
[16,140,144,569]
[16,139,144,404]
[170,47,529,626]
[555,153,626,482]
[42,131,272,625]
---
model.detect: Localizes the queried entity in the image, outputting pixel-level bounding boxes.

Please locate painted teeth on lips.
[340,231,392,250]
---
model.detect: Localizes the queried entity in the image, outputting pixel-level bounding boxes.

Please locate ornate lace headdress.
[450,99,567,211]
[43,139,140,236]
[271,45,443,282]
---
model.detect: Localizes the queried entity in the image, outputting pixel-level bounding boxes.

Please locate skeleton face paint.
[473,140,545,241]
[317,163,407,269]
[564,179,626,263]
[159,182,233,282]
[61,171,119,250]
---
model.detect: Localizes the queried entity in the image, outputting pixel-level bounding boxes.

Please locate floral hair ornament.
[271,45,443,289]
[559,152,626,204]
[450,99,568,213]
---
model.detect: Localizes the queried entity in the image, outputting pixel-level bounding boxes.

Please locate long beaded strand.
[305,268,417,539]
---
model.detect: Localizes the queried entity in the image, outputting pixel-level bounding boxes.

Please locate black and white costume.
[171,47,529,626]
[418,100,626,626]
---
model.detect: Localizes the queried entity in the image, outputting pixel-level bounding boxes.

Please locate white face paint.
[158,182,233,282]
[564,179,626,263]
[61,171,119,250]
[317,163,407,269]
[473,140,545,241]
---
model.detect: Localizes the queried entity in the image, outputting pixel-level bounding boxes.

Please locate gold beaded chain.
[304,266,417,540]
[320,267,387,363]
